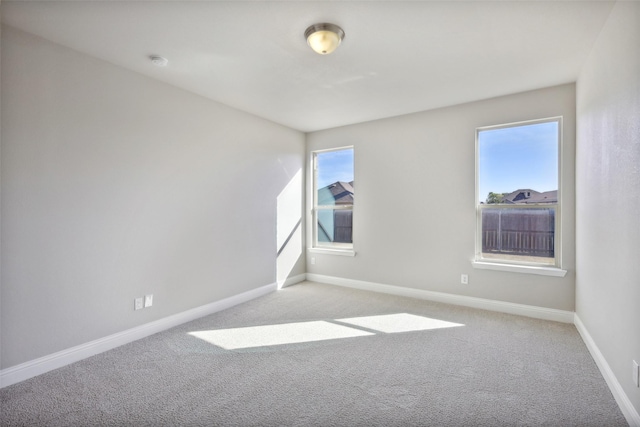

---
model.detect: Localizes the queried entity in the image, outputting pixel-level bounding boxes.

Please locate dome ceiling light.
[304,23,345,55]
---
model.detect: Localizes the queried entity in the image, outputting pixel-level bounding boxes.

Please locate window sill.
[471,261,567,277]
[308,248,356,257]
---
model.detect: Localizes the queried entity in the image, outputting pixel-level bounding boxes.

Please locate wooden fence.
[482,208,555,257]
[333,210,353,243]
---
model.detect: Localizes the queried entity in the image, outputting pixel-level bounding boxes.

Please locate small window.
[476,118,561,267]
[312,147,354,251]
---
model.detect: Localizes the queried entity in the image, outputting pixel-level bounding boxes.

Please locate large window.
[312,147,354,251]
[476,118,561,267]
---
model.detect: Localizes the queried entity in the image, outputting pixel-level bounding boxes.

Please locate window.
[476,118,561,268]
[312,147,354,253]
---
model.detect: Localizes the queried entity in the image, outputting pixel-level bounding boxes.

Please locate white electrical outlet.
[311,257,316,265]
[134,297,144,310]
[144,294,153,308]
[461,274,469,284]
[633,360,639,387]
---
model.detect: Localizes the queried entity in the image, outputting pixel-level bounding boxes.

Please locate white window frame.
[473,117,566,277]
[310,146,355,256]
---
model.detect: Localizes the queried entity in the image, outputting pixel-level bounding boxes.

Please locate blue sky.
[478,121,558,202]
[317,148,354,188]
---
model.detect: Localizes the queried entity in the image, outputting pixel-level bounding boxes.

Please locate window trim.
[471,260,567,277]
[311,146,355,256]
[474,117,564,273]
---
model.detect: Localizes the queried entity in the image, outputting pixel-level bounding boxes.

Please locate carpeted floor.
[0,281,628,426]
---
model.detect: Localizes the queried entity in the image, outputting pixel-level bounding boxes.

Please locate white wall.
[0,26,305,369]
[576,0,640,419]
[307,84,576,311]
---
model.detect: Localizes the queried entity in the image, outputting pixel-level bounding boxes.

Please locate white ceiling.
[2,1,615,132]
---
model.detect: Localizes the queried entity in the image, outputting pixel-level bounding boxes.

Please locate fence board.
[482,208,554,257]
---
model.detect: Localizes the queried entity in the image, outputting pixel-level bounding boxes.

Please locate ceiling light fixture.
[304,23,345,55]
[150,55,168,67]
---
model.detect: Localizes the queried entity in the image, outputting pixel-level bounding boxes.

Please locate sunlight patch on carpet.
[189,321,373,350]
[337,313,465,333]
[189,313,464,350]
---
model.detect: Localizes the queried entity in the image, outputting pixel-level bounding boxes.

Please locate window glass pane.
[316,149,354,204]
[478,121,558,204]
[317,209,353,245]
[481,207,555,264]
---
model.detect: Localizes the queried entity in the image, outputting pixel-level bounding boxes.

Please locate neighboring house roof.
[318,181,354,205]
[526,190,557,203]
[503,189,557,204]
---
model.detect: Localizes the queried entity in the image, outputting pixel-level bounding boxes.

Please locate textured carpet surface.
[0,282,628,426]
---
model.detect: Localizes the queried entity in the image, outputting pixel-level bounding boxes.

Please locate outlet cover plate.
[134,297,144,310]
[144,294,153,308]
[634,360,639,387]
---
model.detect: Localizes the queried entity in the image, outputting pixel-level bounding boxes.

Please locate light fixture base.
[150,55,168,67]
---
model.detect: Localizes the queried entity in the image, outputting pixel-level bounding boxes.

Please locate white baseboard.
[0,282,277,388]
[306,273,575,323]
[574,314,640,427]
[279,273,307,289]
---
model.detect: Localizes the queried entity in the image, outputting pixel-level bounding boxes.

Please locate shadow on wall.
[276,169,303,289]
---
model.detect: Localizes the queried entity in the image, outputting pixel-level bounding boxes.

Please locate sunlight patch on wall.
[276,169,303,289]
[336,313,464,334]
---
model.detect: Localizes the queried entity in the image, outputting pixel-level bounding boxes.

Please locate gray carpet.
[0,281,628,426]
